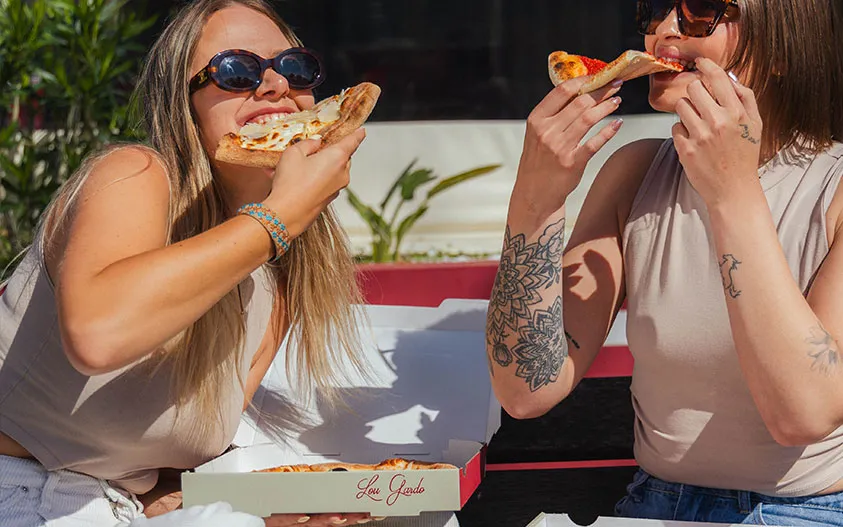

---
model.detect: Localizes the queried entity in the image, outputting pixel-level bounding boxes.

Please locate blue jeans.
[615,469,843,526]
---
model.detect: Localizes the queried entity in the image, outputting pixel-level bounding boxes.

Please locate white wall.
[339,114,677,257]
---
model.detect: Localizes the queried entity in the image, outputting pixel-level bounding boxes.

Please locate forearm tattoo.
[486,218,567,392]
[806,325,840,375]
[719,254,742,299]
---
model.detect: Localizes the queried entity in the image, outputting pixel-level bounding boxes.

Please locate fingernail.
[332,520,348,525]
[727,71,740,84]
[373,518,387,522]
[611,96,622,105]
[611,79,623,88]
[298,517,311,524]
[612,118,624,130]
[357,521,372,525]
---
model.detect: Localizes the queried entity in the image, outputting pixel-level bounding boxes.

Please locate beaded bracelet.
[237,202,291,263]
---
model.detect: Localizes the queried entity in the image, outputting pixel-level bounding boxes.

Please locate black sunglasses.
[636,0,739,38]
[189,47,325,94]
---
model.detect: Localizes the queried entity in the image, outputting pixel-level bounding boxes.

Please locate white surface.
[526,514,763,527]
[339,115,677,255]
[183,300,498,518]
[127,502,263,527]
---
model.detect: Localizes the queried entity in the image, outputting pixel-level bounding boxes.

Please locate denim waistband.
[638,469,843,510]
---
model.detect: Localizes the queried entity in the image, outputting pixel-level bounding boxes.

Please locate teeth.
[248,112,293,125]
[659,57,696,71]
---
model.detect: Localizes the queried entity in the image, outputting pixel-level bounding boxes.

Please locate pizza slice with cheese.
[548,50,684,95]
[215,81,381,169]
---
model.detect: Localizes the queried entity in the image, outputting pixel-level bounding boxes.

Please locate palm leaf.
[427,164,501,199]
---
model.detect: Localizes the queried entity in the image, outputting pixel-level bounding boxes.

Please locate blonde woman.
[0,0,376,525]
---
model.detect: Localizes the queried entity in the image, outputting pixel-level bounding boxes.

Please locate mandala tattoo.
[486,218,567,392]
[806,326,840,375]
[512,297,567,392]
[488,226,548,332]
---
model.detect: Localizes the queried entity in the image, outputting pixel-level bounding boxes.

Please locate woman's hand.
[672,57,764,207]
[264,128,367,239]
[511,76,624,223]
[263,512,377,526]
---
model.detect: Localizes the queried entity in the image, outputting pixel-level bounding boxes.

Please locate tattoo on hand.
[486,218,567,391]
[719,254,742,299]
[739,124,759,145]
[806,325,840,375]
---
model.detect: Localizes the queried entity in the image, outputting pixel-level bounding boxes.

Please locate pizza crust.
[319,83,381,148]
[548,50,684,95]
[214,82,381,169]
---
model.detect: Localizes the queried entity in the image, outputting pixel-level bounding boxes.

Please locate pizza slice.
[215,81,381,169]
[252,457,456,473]
[374,458,455,471]
[255,464,312,473]
[548,50,684,95]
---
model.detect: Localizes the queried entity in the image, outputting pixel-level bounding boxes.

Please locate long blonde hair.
[39,0,368,435]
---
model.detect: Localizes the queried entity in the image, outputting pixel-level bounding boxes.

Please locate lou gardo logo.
[356,473,426,506]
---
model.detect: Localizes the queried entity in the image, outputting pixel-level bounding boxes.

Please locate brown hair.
[729,0,843,155]
[40,0,369,439]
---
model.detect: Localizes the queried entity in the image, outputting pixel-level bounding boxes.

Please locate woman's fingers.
[694,58,743,115]
[264,512,373,526]
[675,97,706,138]
[561,94,623,149]
[574,117,624,167]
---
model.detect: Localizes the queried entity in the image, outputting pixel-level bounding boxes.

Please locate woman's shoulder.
[590,138,671,216]
[81,144,170,196]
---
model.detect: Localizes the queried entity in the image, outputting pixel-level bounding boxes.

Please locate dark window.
[148,0,656,120]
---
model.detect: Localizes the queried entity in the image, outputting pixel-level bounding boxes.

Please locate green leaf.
[427,164,501,199]
[346,189,391,241]
[399,168,436,201]
[380,158,416,211]
[392,205,429,260]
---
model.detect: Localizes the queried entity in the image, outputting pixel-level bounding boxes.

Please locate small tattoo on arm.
[739,124,759,145]
[806,326,840,375]
[565,331,581,349]
[486,218,567,391]
[719,254,742,299]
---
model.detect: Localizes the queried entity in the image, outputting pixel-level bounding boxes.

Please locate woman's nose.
[254,67,290,99]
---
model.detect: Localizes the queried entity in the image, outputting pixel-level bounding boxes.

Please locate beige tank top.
[622,139,843,497]
[0,238,273,494]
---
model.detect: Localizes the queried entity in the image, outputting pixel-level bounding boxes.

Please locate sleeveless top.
[622,139,843,497]
[0,236,273,494]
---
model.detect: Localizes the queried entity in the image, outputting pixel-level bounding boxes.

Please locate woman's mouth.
[659,57,698,72]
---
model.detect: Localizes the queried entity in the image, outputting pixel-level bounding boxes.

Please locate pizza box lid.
[525,514,766,527]
[182,299,500,517]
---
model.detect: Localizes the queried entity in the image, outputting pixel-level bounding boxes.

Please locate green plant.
[346,159,501,263]
[0,0,156,279]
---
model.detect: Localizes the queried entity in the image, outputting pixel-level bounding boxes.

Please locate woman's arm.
[672,58,843,446]
[707,188,843,446]
[52,133,363,375]
[485,75,658,418]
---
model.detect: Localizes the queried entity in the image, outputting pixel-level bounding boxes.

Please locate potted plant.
[345,159,502,306]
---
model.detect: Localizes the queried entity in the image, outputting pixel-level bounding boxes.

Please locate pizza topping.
[580,56,608,75]
[236,94,343,151]
[650,52,691,72]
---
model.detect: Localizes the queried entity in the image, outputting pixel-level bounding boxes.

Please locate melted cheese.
[237,94,343,151]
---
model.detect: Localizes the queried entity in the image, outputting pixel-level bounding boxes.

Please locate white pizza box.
[525,514,766,527]
[182,299,500,518]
